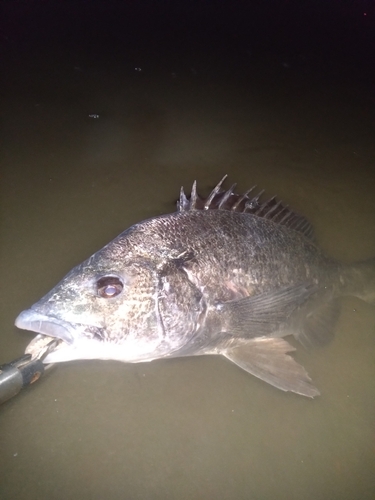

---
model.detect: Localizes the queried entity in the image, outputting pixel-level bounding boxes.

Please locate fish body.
[15,177,375,397]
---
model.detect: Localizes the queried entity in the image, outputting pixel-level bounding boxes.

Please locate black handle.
[0,354,48,405]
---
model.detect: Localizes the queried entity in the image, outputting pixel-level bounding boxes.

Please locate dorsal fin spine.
[274,205,288,219]
[190,181,198,209]
[218,184,236,209]
[264,199,283,219]
[204,175,228,210]
[179,186,189,211]
[279,212,293,224]
[177,177,315,241]
[231,187,256,211]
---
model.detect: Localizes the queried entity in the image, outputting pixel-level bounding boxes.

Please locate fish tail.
[339,257,375,305]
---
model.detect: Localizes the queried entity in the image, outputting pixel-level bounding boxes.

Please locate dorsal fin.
[177,176,315,241]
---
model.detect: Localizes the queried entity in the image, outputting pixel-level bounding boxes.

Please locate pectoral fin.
[223,338,320,398]
[219,283,317,338]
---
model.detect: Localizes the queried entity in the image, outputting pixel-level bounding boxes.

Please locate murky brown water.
[1,3,375,500]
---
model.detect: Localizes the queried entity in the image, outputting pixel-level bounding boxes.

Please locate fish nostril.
[96,276,124,298]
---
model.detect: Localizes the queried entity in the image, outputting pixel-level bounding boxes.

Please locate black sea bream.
[15,177,375,397]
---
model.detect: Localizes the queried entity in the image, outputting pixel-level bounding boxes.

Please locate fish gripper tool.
[0,343,56,405]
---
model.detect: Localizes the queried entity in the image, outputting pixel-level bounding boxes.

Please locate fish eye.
[96,276,124,298]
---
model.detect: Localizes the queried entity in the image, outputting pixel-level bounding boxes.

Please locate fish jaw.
[15,309,166,364]
[15,309,76,344]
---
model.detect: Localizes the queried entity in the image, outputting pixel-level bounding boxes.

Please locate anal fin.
[223,338,320,398]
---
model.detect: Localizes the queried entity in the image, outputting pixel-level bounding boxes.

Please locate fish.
[15,176,375,397]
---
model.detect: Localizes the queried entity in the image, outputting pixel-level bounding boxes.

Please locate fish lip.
[15,309,75,344]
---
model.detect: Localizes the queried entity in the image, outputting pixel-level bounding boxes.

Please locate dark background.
[1,1,374,76]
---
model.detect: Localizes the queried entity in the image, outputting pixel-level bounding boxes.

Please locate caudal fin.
[340,257,375,305]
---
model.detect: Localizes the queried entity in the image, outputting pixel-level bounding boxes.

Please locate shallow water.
[1,4,375,500]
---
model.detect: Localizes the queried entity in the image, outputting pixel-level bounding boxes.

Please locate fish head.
[15,234,205,364]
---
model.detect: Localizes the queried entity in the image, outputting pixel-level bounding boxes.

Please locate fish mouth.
[15,309,75,345]
[15,309,104,363]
